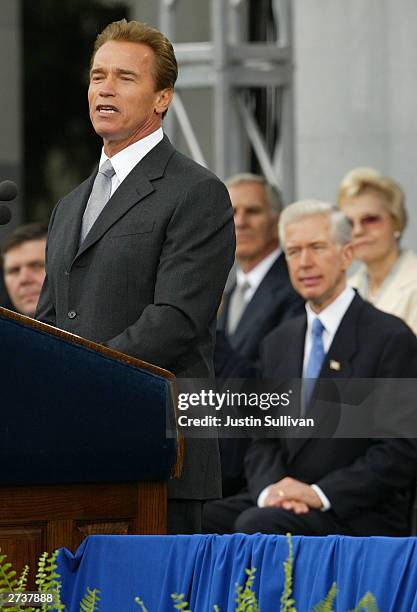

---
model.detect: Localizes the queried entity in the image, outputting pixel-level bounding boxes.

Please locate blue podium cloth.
[57,534,417,611]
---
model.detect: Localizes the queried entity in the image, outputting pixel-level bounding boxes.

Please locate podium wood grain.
[0,482,166,587]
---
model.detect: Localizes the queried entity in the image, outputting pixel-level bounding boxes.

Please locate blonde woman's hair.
[337,167,406,233]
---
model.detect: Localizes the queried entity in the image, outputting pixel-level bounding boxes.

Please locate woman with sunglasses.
[337,167,417,335]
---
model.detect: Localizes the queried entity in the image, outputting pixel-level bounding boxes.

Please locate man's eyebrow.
[116,68,138,77]
[286,240,328,249]
[90,67,138,77]
[4,264,20,273]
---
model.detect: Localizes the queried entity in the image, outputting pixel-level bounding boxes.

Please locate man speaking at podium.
[36,19,235,533]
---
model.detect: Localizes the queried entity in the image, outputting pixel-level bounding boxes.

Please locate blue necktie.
[303,317,325,411]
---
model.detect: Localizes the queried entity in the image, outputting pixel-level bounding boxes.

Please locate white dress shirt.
[99,127,164,196]
[258,285,356,511]
[303,285,355,374]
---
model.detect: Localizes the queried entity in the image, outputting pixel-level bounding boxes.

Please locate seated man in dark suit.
[204,200,417,536]
[216,174,303,375]
[215,174,303,495]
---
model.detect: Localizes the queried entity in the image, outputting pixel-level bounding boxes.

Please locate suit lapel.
[70,136,175,268]
[75,165,155,262]
[320,292,362,380]
[217,287,233,332]
[63,172,96,273]
[279,314,305,379]
[281,316,308,462]
[228,255,289,350]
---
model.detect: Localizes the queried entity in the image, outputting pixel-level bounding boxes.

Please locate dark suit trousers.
[167,500,204,534]
[202,491,351,536]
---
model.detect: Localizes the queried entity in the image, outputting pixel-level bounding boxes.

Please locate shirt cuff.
[311,484,331,511]
[257,486,271,508]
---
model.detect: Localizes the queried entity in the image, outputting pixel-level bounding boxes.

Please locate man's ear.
[341,242,354,271]
[271,213,279,240]
[155,88,174,115]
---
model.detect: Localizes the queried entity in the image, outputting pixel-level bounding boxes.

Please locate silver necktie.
[227,280,250,335]
[80,159,116,243]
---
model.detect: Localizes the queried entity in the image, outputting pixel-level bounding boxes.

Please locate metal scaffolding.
[131,0,295,202]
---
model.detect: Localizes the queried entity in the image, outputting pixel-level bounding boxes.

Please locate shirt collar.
[305,285,355,337]
[236,248,281,291]
[99,127,164,183]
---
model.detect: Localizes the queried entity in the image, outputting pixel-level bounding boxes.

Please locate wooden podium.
[0,307,180,580]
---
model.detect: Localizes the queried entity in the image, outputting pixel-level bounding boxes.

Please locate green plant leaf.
[280,533,297,612]
[134,595,149,611]
[235,567,260,612]
[171,593,192,611]
[348,592,379,612]
[79,586,101,612]
[312,582,337,612]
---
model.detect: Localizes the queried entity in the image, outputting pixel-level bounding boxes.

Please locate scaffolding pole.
[128,0,294,201]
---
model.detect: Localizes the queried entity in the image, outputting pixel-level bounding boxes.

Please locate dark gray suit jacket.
[216,254,304,376]
[36,135,235,500]
[214,255,304,496]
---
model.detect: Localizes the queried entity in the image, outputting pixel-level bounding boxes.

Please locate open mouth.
[97,104,118,114]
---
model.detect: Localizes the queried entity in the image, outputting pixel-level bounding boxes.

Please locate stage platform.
[57,533,417,611]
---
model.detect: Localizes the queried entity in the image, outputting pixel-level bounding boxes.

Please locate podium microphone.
[0,180,17,202]
[0,180,17,225]
[0,181,17,202]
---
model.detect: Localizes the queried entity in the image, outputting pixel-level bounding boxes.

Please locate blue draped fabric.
[57,534,417,611]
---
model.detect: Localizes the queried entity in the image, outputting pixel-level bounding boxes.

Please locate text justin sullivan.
[178,415,315,427]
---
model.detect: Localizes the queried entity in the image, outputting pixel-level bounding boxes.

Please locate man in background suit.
[216,174,302,376]
[215,174,303,495]
[204,200,417,536]
[36,19,235,533]
[2,223,47,317]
